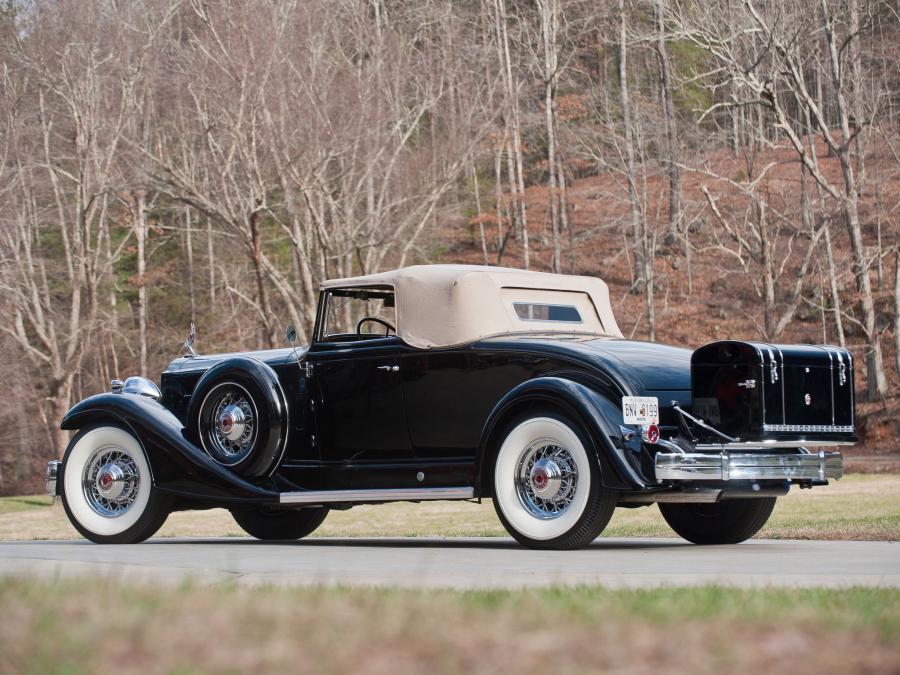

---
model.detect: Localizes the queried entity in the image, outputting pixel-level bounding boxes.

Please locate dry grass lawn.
[0,580,896,675]
[1,473,897,542]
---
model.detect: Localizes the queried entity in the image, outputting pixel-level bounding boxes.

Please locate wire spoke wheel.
[62,425,169,544]
[493,412,616,549]
[515,439,579,520]
[81,446,141,518]
[201,382,259,465]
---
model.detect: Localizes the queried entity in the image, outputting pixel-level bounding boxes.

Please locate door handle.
[377,365,399,372]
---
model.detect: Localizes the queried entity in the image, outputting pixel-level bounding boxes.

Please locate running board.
[279,486,475,505]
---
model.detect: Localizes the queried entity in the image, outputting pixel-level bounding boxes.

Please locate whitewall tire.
[492,411,616,550]
[61,425,169,544]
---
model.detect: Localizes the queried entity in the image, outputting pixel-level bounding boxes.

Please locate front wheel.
[492,411,617,550]
[61,425,169,544]
[230,506,329,541]
[659,497,776,545]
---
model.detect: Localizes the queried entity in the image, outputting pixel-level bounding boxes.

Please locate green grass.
[2,474,898,541]
[0,495,52,516]
[0,580,896,674]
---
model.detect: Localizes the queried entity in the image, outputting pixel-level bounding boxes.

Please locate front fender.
[476,376,653,495]
[61,393,279,504]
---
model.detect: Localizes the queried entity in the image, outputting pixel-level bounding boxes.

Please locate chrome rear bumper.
[655,450,843,482]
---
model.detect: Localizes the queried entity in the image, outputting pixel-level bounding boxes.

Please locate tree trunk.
[557,157,574,273]
[655,0,681,245]
[759,200,775,339]
[493,143,507,263]
[822,0,887,398]
[248,209,274,348]
[492,0,529,268]
[618,0,645,290]
[185,206,196,326]
[538,0,561,273]
[207,215,216,305]
[894,247,900,377]
[50,376,74,459]
[823,223,846,348]
[132,191,148,377]
[472,162,489,264]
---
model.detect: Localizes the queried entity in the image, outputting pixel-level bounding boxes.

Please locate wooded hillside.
[1,0,898,493]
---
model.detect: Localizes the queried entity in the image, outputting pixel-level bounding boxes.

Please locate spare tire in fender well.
[187,356,289,478]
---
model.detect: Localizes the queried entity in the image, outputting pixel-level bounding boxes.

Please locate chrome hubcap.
[95,463,126,500]
[529,458,563,499]
[209,387,256,462]
[217,404,246,441]
[516,440,578,519]
[82,447,140,517]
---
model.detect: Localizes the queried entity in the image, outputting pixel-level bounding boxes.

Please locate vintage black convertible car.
[46,265,855,549]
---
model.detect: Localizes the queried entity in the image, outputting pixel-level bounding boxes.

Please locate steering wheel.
[356,317,396,337]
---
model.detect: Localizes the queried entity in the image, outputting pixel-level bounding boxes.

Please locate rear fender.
[61,393,279,505]
[475,377,651,496]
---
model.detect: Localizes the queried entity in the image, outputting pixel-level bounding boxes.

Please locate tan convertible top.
[321,265,622,349]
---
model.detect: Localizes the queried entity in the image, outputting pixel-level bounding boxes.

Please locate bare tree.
[671,0,889,397]
[617,0,647,293]
[490,0,530,268]
[537,0,563,273]
[895,247,900,377]
[0,2,175,453]
[654,0,681,245]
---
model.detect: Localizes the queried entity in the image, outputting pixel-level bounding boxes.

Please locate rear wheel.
[61,425,169,544]
[659,497,776,545]
[492,410,616,550]
[230,506,329,541]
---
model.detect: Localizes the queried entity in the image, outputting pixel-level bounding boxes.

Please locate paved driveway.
[0,537,897,589]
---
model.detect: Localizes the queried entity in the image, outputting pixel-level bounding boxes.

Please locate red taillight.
[643,424,660,444]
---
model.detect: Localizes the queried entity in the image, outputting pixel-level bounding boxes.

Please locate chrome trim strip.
[752,343,766,425]
[655,451,843,482]
[816,345,836,426]
[279,486,475,504]
[697,440,856,450]
[762,424,854,433]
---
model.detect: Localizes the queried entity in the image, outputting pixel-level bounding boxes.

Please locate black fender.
[475,376,653,496]
[186,356,290,478]
[61,393,279,505]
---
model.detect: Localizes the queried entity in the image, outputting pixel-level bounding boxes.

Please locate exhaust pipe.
[619,480,790,505]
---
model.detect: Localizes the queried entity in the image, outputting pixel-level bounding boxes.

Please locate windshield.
[319,287,396,341]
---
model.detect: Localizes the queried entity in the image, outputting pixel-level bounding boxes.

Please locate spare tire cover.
[187,357,289,478]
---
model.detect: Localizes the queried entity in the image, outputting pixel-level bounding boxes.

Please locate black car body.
[48,265,854,549]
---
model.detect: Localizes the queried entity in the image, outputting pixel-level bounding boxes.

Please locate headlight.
[121,376,161,401]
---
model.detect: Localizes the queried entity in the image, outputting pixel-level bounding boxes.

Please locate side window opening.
[513,302,582,323]
[320,287,396,342]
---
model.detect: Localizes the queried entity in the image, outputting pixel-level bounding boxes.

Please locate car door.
[309,337,412,462]
[400,347,535,461]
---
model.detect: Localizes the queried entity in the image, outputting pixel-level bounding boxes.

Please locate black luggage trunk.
[690,341,855,445]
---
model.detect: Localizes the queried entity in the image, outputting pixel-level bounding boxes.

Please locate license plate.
[622,396,659,426]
